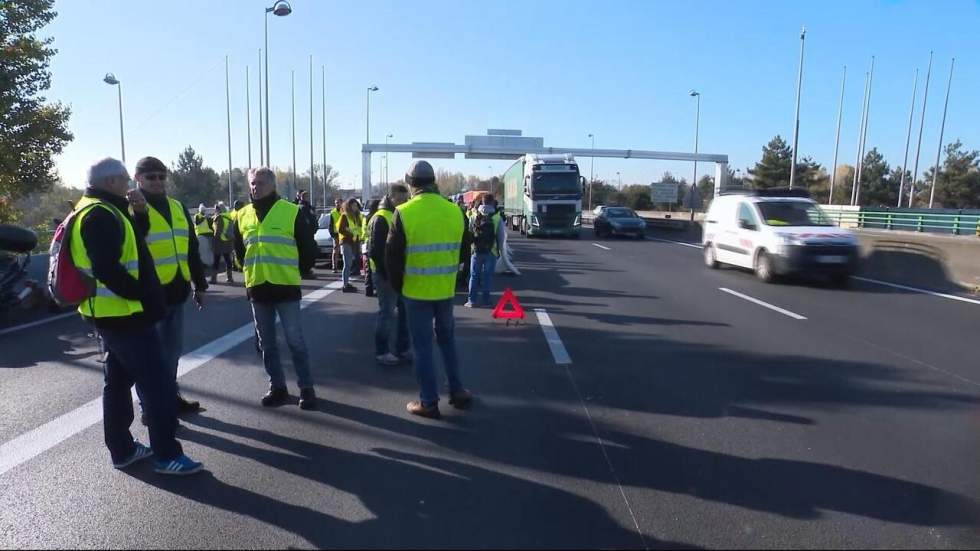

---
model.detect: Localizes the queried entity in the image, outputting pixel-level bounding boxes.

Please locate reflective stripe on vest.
[367,208,394,271]
[237,200,300,288]
[70,197,143,319]
[396,193,464,301]
[145,198,190,285]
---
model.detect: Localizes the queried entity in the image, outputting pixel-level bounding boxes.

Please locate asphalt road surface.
[1,229,978,549]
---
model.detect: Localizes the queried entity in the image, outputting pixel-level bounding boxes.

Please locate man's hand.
[127,189,147,213]
[193,290,205,310]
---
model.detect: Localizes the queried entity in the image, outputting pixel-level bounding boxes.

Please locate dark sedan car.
[594,207,646,238]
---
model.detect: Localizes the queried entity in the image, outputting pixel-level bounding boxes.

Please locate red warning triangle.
[492,288,525,320]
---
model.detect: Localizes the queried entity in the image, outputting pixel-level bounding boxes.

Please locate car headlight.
[573,215,582,226]
[530,215,540,227]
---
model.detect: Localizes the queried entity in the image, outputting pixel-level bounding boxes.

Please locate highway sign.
[651,181,680,204]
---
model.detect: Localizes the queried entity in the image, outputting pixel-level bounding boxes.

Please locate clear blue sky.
[46,0,980,193]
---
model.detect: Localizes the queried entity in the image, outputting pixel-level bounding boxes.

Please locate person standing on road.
[363,199,380,297]
[386,160,472,418]
[367,186,411,366]
[295,190,318,280]
[130,156,209,424]
[337,197,363,293]
[465,193,505,308]
[329,197,343,274]
[229,200,246,272]
[210,202,234,284]
[234,167,319,410]
[71,157,202,475]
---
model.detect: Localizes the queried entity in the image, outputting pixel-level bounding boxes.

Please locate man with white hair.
[233,167,320,410]
[70,157,202,475]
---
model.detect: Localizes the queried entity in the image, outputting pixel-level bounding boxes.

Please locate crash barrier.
[821,205,980,237]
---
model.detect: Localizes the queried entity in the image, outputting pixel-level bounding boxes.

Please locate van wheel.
[830,274,851,288]
[755,250,776,283]
[704,243,719,269]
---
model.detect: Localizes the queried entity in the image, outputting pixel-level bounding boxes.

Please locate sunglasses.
[142,173,167,182]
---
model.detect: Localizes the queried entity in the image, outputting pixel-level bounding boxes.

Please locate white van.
[702,189,859,286]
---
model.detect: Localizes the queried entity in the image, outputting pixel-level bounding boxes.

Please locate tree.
[435,169,465,196]
[0,0,73,223]
[696,174,715,207]
[854,148,895,207]
[170,146,221,208]
[920,141,980,208]
[11,179,80,249]
[748,135,793,189]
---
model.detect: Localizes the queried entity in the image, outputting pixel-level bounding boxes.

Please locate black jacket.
[233,193,318,303]
[385,187,471,295]
[78,187,166,329]
[132,191,208,306]
[367,198,395,280]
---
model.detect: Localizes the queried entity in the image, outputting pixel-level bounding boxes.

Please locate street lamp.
[616,171,622,190]
[103,73,125,164]
[264,0,292,166]
[689,90,701,189]
[587,133,595,211]
[366,85,378,186]
[789,26,806,189]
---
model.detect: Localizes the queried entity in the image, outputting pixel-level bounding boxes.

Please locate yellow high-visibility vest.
[340,213,363,244]
[213,212,233,242]
[330,209,341,233]
[397,193,464,301]
[237,200,300,288]
[367,208,394,271]
[144,197,190,285]
[194,212,210,236]
[70,197,144,318]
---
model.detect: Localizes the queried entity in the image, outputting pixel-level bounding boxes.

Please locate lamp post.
[103,73,125,164]
[258,49,264,166]
[366,85,378,186]
[929,58,955,209]
[616,171,622,189]
[829,66,845,205]
[224,56,233,206]
[587,133,595,211]
[264,0,292,166]
[910,52,933,208]
[689,90,701,193]
[385,133,393,187]
[309,55,314,205]
[789,26,806,189]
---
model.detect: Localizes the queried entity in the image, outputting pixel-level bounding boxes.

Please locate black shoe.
[365,289,375,297]
[177,395,201,415]
[342,284,358,293]
[299,387,318,410]
[261,386,289,407]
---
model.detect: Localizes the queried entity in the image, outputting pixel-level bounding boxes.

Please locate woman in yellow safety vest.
[337,198,363,292]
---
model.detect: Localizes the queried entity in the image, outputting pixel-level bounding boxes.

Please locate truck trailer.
[502,154,584,237]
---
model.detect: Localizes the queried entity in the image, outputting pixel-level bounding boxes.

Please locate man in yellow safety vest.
[234,167,320,410]
[385,161,473,418]
[130,156,209,423]
[71,157,202,475]
[366,185,411,366]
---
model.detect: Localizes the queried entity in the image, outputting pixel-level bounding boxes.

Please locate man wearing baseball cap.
[130,156,210,423]
[385,160,473,418]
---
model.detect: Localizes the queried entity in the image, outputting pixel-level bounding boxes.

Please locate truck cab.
[503,154,584,238]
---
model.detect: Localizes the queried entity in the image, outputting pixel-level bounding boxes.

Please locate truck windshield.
[532,172,580,195]
[757,201,834,227]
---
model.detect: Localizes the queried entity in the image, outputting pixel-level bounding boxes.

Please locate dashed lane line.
[719,287,808,320]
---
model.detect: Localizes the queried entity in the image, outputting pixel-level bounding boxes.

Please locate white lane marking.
[591,243,611,251]
[535,308,647,548]
[534,308,571,364]
[852,276,980,306]
[0,280,343,478]
[719,287,808,320]
[646,236,704,249]
[0,312,77,338]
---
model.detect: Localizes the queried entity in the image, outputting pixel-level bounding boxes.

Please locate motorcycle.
[0,224,44,314]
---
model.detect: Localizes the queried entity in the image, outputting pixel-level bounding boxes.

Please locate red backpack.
[47,205,99,307]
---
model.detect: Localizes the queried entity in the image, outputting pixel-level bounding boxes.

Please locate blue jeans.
[98,324,182,463]
[403,298,463,406]
[251,300,314,389]
[137,303,184,412]
[468,252,496,306]
[341,243,356,286]
[373,272,409,356]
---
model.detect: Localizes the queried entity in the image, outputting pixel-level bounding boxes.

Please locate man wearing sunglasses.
[130,156,210,423]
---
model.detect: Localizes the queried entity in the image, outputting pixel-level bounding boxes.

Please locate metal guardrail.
[826,208,980,236]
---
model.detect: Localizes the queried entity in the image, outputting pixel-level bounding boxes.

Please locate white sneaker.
[376,353,401,366]
[463,301,474,308]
